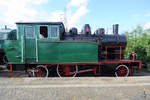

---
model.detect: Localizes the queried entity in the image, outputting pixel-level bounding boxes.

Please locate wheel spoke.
[57,65,78,77]
[115,65,129,77]
[34,65,49,77]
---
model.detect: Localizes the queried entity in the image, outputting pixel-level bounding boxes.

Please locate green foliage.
[125,26,150,70]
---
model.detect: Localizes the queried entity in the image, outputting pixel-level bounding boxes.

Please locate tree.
[125,26,150,71]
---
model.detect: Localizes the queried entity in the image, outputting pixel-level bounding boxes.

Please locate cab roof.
[16,22,63,25]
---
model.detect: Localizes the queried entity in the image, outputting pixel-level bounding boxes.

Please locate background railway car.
[3,22,142,77]
[0,26,14,65]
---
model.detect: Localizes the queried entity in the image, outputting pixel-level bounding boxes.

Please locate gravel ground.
[0,77,150,100]
[1,67,150,100]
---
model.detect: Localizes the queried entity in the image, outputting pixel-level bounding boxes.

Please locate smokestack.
[113,24,119,35]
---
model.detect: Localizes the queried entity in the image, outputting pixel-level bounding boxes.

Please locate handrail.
[36,35,38,62]
[21,35,24,63]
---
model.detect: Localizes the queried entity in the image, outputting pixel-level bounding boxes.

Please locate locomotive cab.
[4,22,64,63]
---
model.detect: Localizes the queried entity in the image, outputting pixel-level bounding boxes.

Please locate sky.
[0,0,150,33]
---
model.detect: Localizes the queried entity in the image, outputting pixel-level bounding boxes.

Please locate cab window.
[26,26,34,38]
[39,26,48,38]
[51,26,58,37]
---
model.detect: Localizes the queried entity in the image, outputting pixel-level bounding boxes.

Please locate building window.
[51,26,58,37]
[39,26,48,38]
[26,26,34,38]
[0,33,5,39]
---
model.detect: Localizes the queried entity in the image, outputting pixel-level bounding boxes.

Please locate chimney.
[113,24,119,35]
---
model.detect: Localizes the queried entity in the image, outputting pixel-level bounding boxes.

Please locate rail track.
[0,70,149,77]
